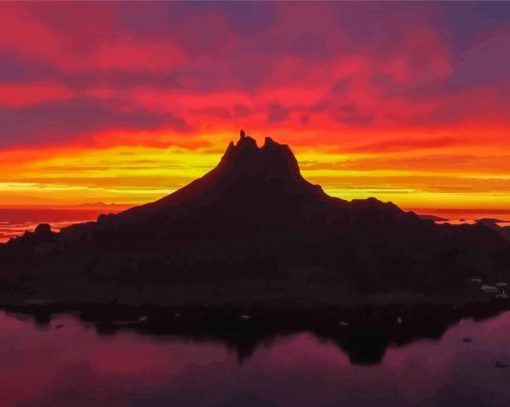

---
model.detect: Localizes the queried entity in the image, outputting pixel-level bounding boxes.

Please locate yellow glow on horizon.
[1,135,510,210]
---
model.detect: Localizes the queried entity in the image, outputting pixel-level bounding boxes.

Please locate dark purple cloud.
[0,49,58,83]
[267,103,289,124]
[0,98,191,147]
[289,32,330,60]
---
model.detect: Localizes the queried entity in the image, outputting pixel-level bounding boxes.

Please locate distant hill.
[77,202,128,209]
[417,214,448,222]
[1,131,510,306]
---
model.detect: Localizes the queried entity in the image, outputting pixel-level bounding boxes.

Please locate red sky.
[1,2,510,209]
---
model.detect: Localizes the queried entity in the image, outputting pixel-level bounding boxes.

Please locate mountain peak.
[236,129,258,149]
[120,130,320,218]
[218,130,302,181]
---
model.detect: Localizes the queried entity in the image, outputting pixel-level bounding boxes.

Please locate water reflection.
[1,306,510,406]
[13,303,506,365]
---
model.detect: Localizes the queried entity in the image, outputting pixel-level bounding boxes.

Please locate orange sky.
[1,2,510,210]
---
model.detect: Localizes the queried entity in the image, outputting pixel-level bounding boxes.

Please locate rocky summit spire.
[215,130,304,183]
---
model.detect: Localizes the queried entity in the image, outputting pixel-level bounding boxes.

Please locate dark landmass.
[417,214,449,222]
[77,202,127,209]
[1,131,510,309]
[476,218,507,225]
[500,227,510,242]
[475,218,510,243]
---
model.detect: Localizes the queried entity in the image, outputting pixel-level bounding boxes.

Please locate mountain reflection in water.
[1,306,510,406]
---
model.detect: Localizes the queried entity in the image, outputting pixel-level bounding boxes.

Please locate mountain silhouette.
[2,130,510,306]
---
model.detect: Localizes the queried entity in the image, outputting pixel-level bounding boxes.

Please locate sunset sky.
[1,2,510,210]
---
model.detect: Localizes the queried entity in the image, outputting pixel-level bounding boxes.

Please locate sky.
[1,1,510,210]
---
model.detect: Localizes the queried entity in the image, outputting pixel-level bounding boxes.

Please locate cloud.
[289,32,330,60]
[330,104,374,126]
[0,49,58,83]
[352,137,457,153]
[266,103,289,123]
[0,98,191,147]
[0,83,74,107]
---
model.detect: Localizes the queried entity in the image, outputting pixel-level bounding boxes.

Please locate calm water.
[1,311,510,406]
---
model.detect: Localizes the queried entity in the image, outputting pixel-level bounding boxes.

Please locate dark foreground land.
[2,132,510,318]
